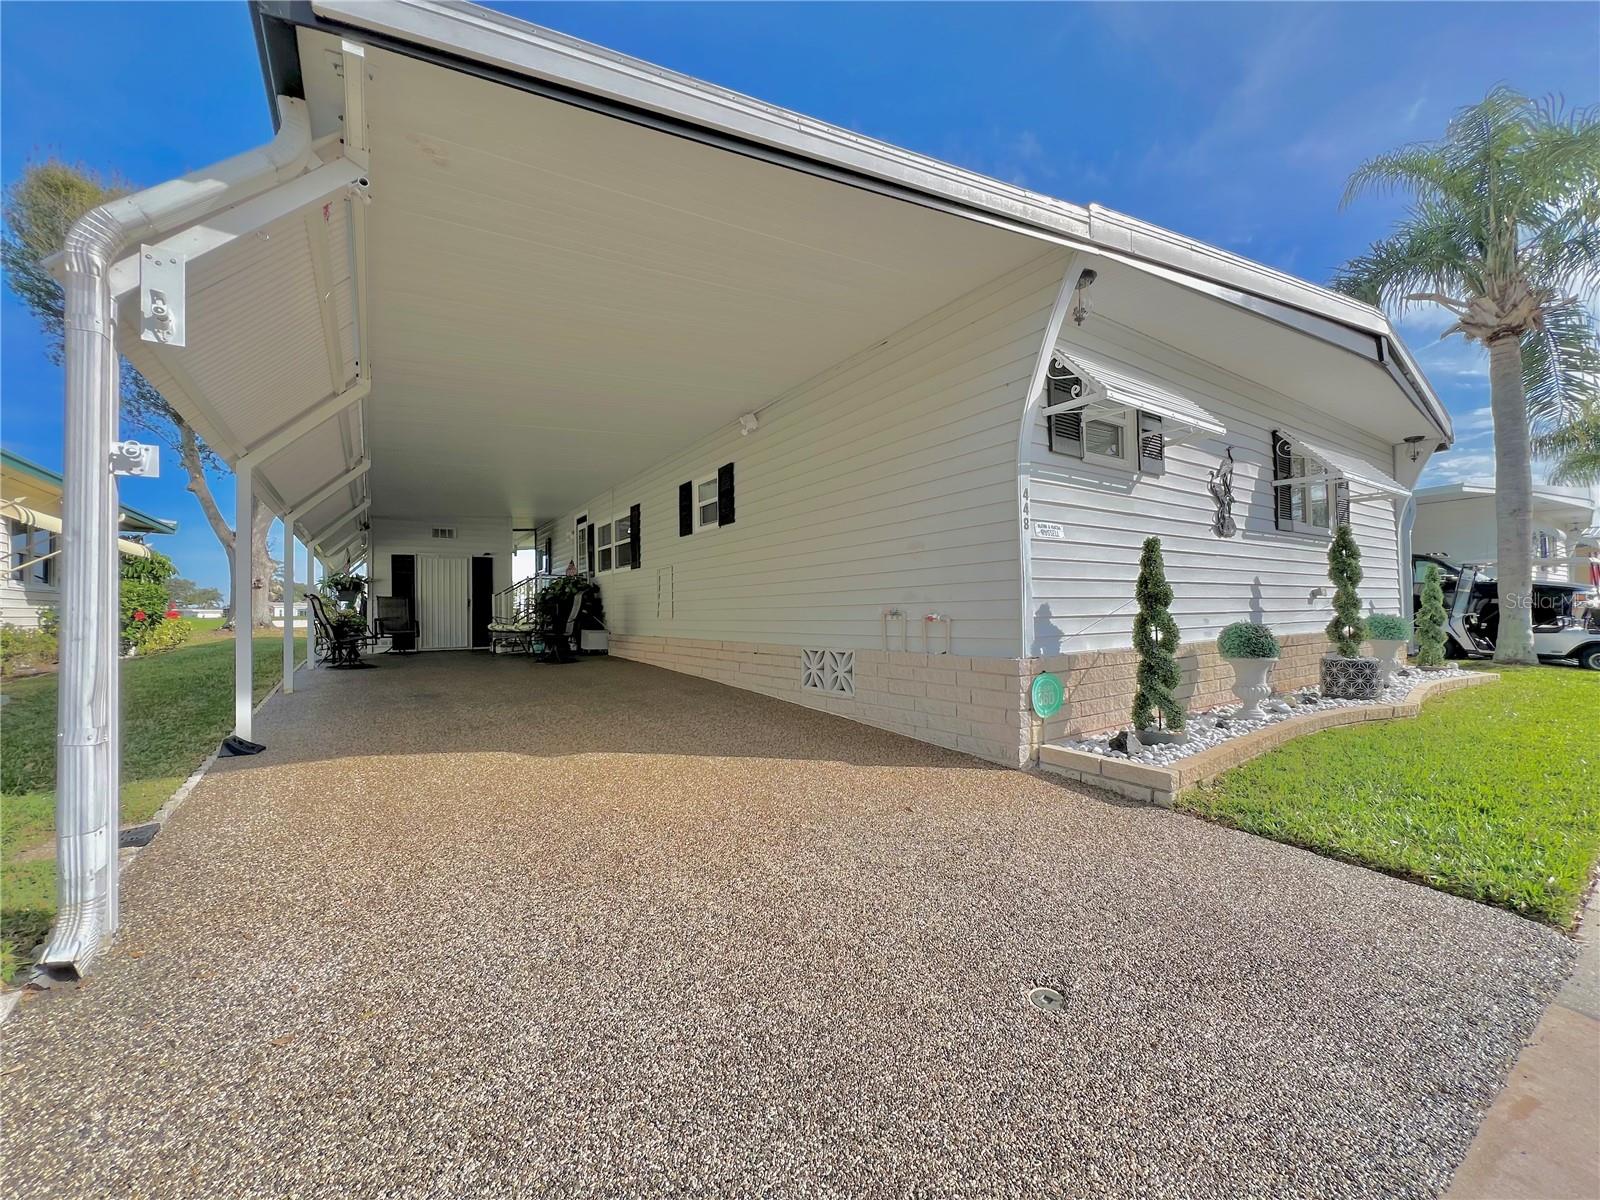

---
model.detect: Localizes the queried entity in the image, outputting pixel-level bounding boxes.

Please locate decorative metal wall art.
[1207,447,1238,538]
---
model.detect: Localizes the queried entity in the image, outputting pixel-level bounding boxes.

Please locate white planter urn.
[1224,657,1275,721]
[1369,639,1407,687]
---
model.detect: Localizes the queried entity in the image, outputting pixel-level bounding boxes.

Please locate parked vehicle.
[1434,561,1600,669]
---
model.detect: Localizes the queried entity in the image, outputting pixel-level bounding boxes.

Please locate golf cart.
[1442,562,1600,669]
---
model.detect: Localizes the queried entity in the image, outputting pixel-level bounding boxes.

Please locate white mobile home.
[44,0,1448,968]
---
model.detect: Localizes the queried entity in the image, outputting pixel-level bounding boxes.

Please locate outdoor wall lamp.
[1071,268,1098,326]
[1403,434,1428,463]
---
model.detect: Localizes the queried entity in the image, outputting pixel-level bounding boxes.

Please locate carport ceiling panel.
[257,412,363,517]
[359,47,1042,518]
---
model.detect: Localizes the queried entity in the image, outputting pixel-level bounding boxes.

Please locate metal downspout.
[38,98,314,976]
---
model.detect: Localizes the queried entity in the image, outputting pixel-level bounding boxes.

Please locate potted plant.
[1415,564,1449,671]
[1320,523,1381,699]
[1216,622,1280,720]
[1365,613,1411,686]
[1131,537,1188,745]
[322,568,365,606]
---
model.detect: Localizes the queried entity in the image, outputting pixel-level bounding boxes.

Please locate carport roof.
[108,0,1447,550]
[254,0,1448,438]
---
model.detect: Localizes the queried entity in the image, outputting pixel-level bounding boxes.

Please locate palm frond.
[1538,405,1600,486]
[1522,298,1600,434]
[1329,201,1477,311]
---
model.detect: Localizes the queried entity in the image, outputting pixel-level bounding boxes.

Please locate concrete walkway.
[1445,890,1600,1199]
[0,654,1576,1199]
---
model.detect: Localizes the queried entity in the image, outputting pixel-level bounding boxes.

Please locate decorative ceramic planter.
[1224,656,1275,720]
[1320,654,1381,700]
[1368,639,1407,686]
[335,587,360,605]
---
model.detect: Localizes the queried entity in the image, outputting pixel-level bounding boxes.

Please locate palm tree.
[1332,88,1600,664]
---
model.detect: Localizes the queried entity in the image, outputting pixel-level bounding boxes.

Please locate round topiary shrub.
[1365,613,1410,641]
[1217,621,1280,659]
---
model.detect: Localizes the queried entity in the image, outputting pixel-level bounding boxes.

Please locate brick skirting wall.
[607,635,1033,767]
[1027,632,1331,746]
[609,631,1359,769]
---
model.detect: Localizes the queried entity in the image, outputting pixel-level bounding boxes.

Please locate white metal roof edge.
[1415,480,1600,516]
[253,0,1449,437]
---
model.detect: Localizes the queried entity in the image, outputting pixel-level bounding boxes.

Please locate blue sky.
[3,2,1597,591]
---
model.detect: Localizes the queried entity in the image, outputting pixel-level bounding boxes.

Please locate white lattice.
[801,648,854,696]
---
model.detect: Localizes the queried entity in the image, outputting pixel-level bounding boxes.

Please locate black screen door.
[391,554,416,651]
[470,556,494,648]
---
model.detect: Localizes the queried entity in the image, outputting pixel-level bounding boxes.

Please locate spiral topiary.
[1217,621,1280,659]
[1132,536,1185,733]
[1416,564,1448,667]
[1325,522,1367,657]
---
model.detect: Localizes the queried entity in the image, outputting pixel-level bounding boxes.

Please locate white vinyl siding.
[1026,323,1405,656]
[540,251,1070,658]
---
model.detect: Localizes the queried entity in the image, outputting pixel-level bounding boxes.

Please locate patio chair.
[308,593,374,669]
[372,595,419,654]
[537,592,585,664]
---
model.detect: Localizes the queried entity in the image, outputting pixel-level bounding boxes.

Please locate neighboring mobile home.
[1,448,176,629]
[44,0,1450,969]
[1414,480,1600,586]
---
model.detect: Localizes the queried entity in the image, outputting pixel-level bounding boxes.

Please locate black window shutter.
[717,462,735,526]
[1137,412,1165,475]
[629,502,642,568]
[1271,430,1294,530]
[585,522,595,573]
[678,482,692,536]
[1333,479,1351,529]
[1044,373,1085,458]
[1047,410,1084,458]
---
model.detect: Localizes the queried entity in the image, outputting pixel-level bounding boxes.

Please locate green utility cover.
[1030,673,1064,719]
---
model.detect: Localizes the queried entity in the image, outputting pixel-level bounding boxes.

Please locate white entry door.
[418,555,470,649]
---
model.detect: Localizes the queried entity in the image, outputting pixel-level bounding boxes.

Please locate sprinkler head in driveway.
[1026,986,1067,1013]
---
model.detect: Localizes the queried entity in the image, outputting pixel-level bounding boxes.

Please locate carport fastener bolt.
[1026,986,1067,1014]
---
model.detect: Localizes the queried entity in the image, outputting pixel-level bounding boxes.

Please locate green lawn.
[1181,666,1600,928]
[0,631,302,976]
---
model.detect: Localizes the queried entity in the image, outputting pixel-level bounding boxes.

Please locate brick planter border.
[1037,673,1497,807]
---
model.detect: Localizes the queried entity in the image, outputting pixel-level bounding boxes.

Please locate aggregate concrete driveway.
[0,654,1573,1199]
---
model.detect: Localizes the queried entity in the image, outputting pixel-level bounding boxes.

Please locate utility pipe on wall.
[39,97,313,976]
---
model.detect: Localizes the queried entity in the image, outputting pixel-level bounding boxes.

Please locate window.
[575,515,590,574]
[696,475,719,529]
[596,520,613,572]
[1271,433,1351,537]
[680,465,734,535]
[1083,413,1130,465]
[7,520,56,586]
[614,511,633,570]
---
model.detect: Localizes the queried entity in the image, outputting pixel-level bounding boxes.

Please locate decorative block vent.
[430,527,456,540]
[801,648,854,696]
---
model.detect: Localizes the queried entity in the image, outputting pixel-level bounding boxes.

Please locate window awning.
[1044,348,1226,444]
[1,500,155,559]
[1289,435,1410,500]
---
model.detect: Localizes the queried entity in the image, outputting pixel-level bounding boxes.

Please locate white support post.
[101,329,123,935]
[283,524,297,695]
[235,463,255,740]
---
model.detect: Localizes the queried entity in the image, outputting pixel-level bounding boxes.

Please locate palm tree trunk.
[1488,332,1537,664]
